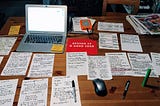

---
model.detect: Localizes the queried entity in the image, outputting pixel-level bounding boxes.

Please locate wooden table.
[0,14,160,106]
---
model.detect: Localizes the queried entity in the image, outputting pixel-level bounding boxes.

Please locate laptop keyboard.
[24,34,63,44]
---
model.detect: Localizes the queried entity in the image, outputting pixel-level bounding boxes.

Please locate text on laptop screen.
[27,7,65,32]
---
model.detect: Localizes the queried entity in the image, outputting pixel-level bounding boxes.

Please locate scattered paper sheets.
[66,52,88,76]
[50,76,81,106]
[105,52,131,76]
[0,37,17,55]
[120,34,143,52]
[1,52,32,76]
[99,32,119,50]
[27,53,55,77]
[18,78,48,106]
[127,53,157,77]
[98,22,124,32]
[0,79,18,106]
[150,52,160,75]
[88,56,112,80]
[0,56,3,64]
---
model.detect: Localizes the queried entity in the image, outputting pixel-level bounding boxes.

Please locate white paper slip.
[99,32,119,50]
[27,53,55,77]
[105,52,131,76]
[66,52,88,76]
[0,56,3,64]
[0,79,18,106]
[18,78,48,106]
[1,52,32,76]
[150,52,160,75]
[0,37,17,55]
[88,56,112,80]
[50,76,81,106]
[120,34,143,52]
[127,53,157,77]
[98,22,124,32]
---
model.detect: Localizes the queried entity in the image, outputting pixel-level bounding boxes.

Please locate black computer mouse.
[92,78,107,96]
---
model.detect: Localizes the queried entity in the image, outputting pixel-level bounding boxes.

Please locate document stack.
[126,14,160,35]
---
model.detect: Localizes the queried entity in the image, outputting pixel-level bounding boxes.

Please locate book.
[126,14,160,35]
[66,38,98,55]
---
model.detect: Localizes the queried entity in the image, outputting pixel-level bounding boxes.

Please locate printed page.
[0,79,18,106]
[0,37,17,55]
[127,53,157,77]
[0,56,3,64]
[98,22,124,32]
[150,52,160,75]
[1,52,32,76]
[50,76,81,106]
[105,52,131,76]
[27,53,55,77]
[120,34,143,52]
[18,78,48,106]
[88,56,112,80]
[66,52,88,76]
[99,32,119,50]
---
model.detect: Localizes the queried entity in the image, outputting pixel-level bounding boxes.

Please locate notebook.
[16,4,67,53]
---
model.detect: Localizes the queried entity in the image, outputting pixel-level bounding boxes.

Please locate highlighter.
[142,68,151,87]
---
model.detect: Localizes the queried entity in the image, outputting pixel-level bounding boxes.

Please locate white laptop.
[17,4,67,53]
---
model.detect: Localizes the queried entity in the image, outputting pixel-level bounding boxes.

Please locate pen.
[122,80,130,100]
[72,80,77,103]
[142,68,151,87]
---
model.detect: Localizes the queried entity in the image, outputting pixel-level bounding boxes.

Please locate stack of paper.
[126,14,160,35]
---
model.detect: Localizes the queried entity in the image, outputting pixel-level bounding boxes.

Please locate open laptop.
[17,4,67,53]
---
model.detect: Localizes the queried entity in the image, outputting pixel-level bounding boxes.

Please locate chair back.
[102,0,140,16]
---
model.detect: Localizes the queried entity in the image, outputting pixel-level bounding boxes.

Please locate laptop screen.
[27,5,66,32]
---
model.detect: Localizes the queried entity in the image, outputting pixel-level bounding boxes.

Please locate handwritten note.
[127,53,157,77]
[8,25,21,35]
[50,76,81,106]
[88,56,112,80]
[98,22,124,32]
[151,52,160,75]
[0,37,17,55]
[27,53,55,77]
[99,32,119,50]
[120,34,143,52]
[105,52,131,76]
[18,78,48,106]
[1,52,32,76]
[0,79,18,106]
[66,52,88,76]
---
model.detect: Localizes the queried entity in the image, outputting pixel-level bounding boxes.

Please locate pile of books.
[126,14,160,35]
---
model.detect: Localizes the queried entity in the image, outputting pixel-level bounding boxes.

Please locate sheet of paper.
[0,37,17,55]
[72,17,96,33]
[88,56,112,80]
[8,25,21,35]
[0,79,18,106]
[1,52,32,76]
[98,22,124,32]
[18,78,48,106]
[0,56,3,64]
[27,53,55,77]
[127,53,157,77]
[66,52,88,76]
[50,76,81,106]
[150,52,160,75]
[120,34,143,52]
[105,52,131,76]
[99,32,119,50]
